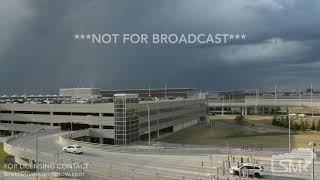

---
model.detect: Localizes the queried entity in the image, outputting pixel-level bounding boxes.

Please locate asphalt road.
[7,132,318,180]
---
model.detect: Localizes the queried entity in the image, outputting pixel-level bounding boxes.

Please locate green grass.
[0,142,9,170]
[160,118,320,149]
[0,142,24,172]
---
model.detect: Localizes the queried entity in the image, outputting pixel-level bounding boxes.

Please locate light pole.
[311,83,314,118]
[222,97,225,115]
[35,128,45,180]
[227,139,229,155]
[299,88,301,105]
[35,132,38,180]
[309,141,316,180]
[71,112,73,132]
[68,112,73,139]
[210,154,213,179]
[147,105,151,147]
[274,84,277,105]
[288,108,291,152]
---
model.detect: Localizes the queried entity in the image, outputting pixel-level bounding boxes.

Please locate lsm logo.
[271,148,317,178]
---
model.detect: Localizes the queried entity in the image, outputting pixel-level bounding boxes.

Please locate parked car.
[62,145,83,154]
[298,113,306,117]
[76,99,88,104]
[230,163,264,178]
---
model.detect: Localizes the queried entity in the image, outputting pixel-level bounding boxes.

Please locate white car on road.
[230,163,264,178]
[62,145,83,154]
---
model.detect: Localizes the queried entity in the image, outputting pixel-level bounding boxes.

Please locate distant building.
[100,88,197,99]
[0,89,206,145]
[59,88,101,99]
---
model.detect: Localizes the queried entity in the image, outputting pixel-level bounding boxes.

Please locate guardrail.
[59,132,226,155]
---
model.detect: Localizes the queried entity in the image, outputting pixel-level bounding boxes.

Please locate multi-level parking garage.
[0,88,206,145]
[2,88,319,180]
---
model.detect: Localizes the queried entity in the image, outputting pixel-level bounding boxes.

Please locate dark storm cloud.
[0,0,320,94]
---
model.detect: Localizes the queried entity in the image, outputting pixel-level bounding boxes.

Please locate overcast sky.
[0,0,320,94]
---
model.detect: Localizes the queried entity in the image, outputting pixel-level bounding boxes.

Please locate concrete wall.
[173,119,198,132]
[137,98,206,135]
[60,129,114,141]
[0,113,114,126]
[0,123,59,132]
[89,128,114,139]
[0,103,115,136]
[59,88,101,98]
[0,103,114,113]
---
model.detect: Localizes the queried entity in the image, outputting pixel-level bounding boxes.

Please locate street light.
[288,108,291,152]
[35,128,45,180]
[146,104,151,147]
[69,112,73,139]
[309,141,316,180]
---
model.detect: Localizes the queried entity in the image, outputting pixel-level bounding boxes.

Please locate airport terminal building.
[0,88,206,145]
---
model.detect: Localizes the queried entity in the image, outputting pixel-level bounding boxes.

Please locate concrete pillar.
[50,112,53,115]
[99,138,103,144]
[157,130,160,139]
[245,107,248,116]
[241,107,244,116]
[10,111,14,135]
[99,113,103,117]
[222,107,224,115]
[50,123,54,126]
[11,111,14,135]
